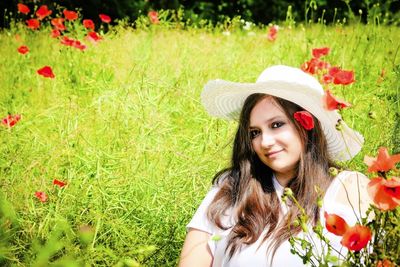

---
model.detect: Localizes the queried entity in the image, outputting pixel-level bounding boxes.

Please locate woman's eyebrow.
[249,116,286,128]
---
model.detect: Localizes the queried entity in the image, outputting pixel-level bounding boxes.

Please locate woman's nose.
[261,133,275,148]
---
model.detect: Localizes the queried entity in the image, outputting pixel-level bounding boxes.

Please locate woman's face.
[249,97,303,185]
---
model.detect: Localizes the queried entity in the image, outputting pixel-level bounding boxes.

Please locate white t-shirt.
[187,171,370,267]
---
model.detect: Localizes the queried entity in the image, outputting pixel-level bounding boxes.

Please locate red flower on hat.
[2,114,21,127]
[51,29,61,38]
[148,11,160,24]
[37,66,55,78]
[63,9,78,21]
[324,212,349,236]
[17,3,30,15]
[312,47,330,58]
[340,225,372,251]
[83,19,95,30]
[99,14,111,23]
[26,19,40,30]
[267,25,278,41]
[322,89,351,111]
[332,69,355,85]
[364,147,400,173]
[51,18,66,31]
[368,176,400,211]
[53,179,67,188]
[35,191,48,202]
[36,5,52,20]
[294,111,314,130]
[17,45,29,55]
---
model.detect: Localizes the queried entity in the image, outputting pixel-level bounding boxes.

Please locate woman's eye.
[249,130,260,139]
[271,121,285,128]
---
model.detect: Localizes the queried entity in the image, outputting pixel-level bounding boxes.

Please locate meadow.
[0,10,399,266]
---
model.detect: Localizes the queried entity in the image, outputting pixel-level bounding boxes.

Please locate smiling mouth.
[266,150,283,157]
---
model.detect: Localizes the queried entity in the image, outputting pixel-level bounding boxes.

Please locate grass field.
[0,14,399,266]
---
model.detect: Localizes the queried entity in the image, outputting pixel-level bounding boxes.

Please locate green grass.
[0,18,399,266]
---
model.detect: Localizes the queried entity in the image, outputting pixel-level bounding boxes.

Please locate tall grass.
[0,17,399,265]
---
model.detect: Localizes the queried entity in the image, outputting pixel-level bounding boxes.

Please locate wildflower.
[53,179,67,188]
[1,114,21,127]
[17,45,29,54]
[377,259,395,267]
[63,10,78,21]
[26,19,40,30]
[294,111,314,130]
[301,57,329,75]
[51,18,66,31]
[99,13,111,23]
[324,212,349,236]
[312,47,330,58]
[148,11,160,24]
[368,176,400,211]
[83,19,95,30]
[37,66,55,78]
[332,69,355,85]
[340,225,372,251]
[322,89,351,111]
[36,5,52,20]
[364,147,400,173]
[35,191,48,202]
[51,29,61,38]
[86,31,102,44]
[267,25,278,41]
[17,3,30,15]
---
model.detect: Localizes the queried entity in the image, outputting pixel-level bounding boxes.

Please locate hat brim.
[201,79,364,161]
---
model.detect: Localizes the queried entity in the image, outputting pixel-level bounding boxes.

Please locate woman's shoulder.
[325,170,371,219]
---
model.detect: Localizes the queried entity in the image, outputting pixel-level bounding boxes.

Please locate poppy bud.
[329,167,339,177]
[368,111,377,119]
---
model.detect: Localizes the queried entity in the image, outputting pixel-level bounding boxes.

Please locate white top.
[187,171,370,267]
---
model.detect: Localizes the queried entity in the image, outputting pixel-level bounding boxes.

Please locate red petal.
[36,5,52,20]
[322,90,351,111]
[324,212,349,236]
[17,3,30,15]
[35,191,48,202]
[340,225,371,251]
[37,66,55,78]
[312,47,330,58]
[63,10,78,21]
[99,14,111,23]
[333,69,355,85]
[293,111,314,130]
[83,19,95,30]
[53,179,67,188]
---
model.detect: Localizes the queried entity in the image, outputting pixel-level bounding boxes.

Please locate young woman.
[179,65,370,267]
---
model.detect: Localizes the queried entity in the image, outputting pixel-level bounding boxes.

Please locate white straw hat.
[201,65,364,161]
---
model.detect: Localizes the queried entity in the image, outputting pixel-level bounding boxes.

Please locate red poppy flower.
[364,147,400,173]
[72,40,87,51]
[301,58,329,75]
[35,191,48,202]
[294,111,314,130]
[51,29,61,38]
[17,3,30,15]
[86,31,102,43]
[368,176,400,211]
[1,114,21,127]
[312,47,330,58]
[377,259,395,267]
[51,18,66,31]
[328,66,340,76]
[324,212,349,236]
[63,10,78,21]
[99,13,111,23]
[322,89,351,111]
[83,19,95,30]
[37,66,55,78]
[53,179,67,188]
[17,45,29,55]
[332,69,355,85]
[340,225,371,251]
[36,5,52,20]
[148,11,160,24]
[26,19,40,30]
[267,25,278,41]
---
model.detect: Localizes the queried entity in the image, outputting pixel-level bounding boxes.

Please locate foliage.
[0,2,399,266]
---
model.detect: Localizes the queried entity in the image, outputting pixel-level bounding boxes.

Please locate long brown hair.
[207,93,336,261]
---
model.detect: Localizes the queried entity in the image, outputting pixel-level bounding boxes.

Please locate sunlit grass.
[0,20,399,265]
